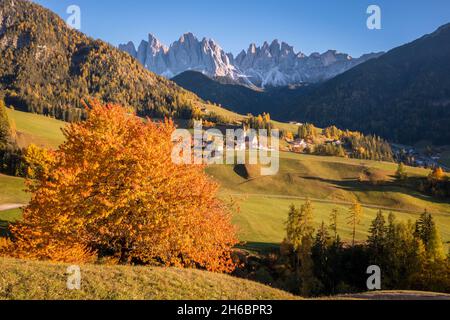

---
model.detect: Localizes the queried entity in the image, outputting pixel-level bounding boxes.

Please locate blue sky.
[34,0,450,57]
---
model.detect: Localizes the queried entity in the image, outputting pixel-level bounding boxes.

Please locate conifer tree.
[0,96,10,149]
[286,204,302,251]
[285,199,317,296]
[395,162,408,181]
[347,200,363,246]
[286,200,315,251]
[311,222,331,294]
[395,221,426,288]
[298,234,319,296]
[302,199,315,234]
[312,222,330,262]
[329,208,340,240]
[415,210,446,261]
[298,125,308,140]
[367,210,387,264]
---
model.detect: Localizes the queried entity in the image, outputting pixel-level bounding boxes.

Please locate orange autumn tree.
[23,144,55,179]
[4,101,237,272]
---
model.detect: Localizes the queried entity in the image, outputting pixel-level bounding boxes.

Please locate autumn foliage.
[2,102,237,272]
[23,144,55,180]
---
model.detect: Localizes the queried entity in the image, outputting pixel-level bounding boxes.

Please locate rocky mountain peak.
[248,43,257,54]
[120,32,241,80]
[281,42,295,56]
[148,33,167,52]
[118,41,137,58]
[179,32,196,43]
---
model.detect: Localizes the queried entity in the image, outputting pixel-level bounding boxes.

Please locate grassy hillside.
[5,101,297,153]
[208,152,449,212]
[6,109,65,149]
[206,152,450,249]
[0,258,296,300]
[0,174,28,204]
[1,111,449,250]
[2,258,448,300]
[232,195,450,250]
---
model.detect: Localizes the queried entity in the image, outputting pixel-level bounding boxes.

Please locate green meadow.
[6,108,66,149]
[206,152,450,249]
[232,195,450,249]
[0,174,28,204]
[1,110,449,250]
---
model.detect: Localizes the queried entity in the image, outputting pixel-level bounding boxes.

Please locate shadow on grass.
[236,241,280,254]
[300,175,450,207]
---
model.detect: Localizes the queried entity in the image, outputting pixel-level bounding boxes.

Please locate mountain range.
[1,0,449,146]
[282,23,450,145]
[173,24,450,145]
[119,34,382,88]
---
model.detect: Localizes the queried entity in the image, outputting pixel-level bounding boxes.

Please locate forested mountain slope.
[283,23,450,145]
[0,0,206,121]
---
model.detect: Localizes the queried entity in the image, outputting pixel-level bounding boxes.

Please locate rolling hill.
[207,152,450,250]
[1,110,449,250]
[0,258,296,300]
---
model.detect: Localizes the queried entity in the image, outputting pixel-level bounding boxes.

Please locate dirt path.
[0,204,25,212]
[340,291,450,300]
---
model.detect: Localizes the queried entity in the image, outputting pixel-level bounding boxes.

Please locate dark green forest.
[236,203,450,297]
[282,23,450,145]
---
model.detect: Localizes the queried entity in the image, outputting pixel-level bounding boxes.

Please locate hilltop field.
[0,0,449,301]
[0,257,296,300]
[1,257,449,300]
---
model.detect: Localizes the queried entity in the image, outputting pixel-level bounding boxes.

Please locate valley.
[1,109,449,250]
[169,24,450,146]
[0,0,449,301]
